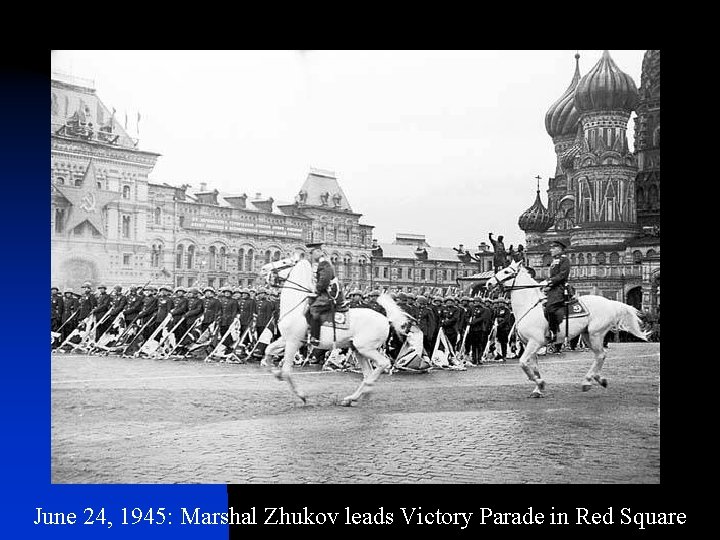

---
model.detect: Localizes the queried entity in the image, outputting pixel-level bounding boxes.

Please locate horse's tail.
[377,294,410,337]
[615,302,651,341]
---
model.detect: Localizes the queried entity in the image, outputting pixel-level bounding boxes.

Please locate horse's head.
[486,260,522,292]
[261,257,297,287]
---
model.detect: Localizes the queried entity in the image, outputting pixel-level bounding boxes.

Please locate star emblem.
[54,160,120,236]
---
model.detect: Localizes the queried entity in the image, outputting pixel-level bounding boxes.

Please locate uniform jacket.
[366,300,386,316]
[137,295,159,321]
[416,305,436,337]
[185,297,204,326]
[92,292,111,317]
[441,304,461,330]
[217,296,239,327]
[155,296,172,324]
[495,306,513,332]
[61,295,78,323]
[201,297,222,325]
[123,293,144,321]
[312,258,345,309]
[255,299,275,328]
[239,297,257,326]
[546,254,571,305]
[51,294,64,322]
[170,296,189,321]
[77,293,97,320]
[107,293,128,318]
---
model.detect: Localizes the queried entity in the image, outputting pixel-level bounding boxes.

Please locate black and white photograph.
[49,50,660,484]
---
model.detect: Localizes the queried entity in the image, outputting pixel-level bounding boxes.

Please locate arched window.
[219,247,226,271]
[154,207,162,225]
[596,252,606,265]
[542,254,552,267]
[176,244,184,269]
[648,185,659,207]
[273,250,281,262]
[209,246,217,270]
[344,257,352,280]
[122,185,131,199]
[185,245,194,269]
[121,215,131,238]
[246,249,254,271]
[586,253,593,265]
[264,250,271,264]
[609,252,620,265]
[653,126,660,148]
[238,248,245,271]
[578,253,585,265]
[570,254,576,264]
[647,249,657,258]
[633,250,643,263]
[56,177,65,185]
[54,208,66,233]
[359,259,367,280]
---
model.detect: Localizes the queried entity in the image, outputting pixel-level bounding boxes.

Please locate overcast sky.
[51,50,645,252]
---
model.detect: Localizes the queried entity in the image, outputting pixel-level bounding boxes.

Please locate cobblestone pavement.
[52,343,660,484]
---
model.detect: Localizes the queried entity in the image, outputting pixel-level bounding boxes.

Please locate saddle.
[564,298,589,319]
[320,310,350,330]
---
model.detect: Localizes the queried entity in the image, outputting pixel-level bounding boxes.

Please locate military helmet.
[64,287,74,295]
[220,286,233,293]
[174,286,186,294]
[232,287,243,294]
[433,295,443,303]
[407,292,416,300]
[113,285,122,292]
[473,296,483,303]
[203,286,215,294]
[397,292,407,300]
[81,281,92,289]
[350,289,362,296]
[444,296,455,303]
[97,284,107,290]
[51,286,59,292]
[144,284,157,292]
[187,287,200,295]
[159,284,172,293]
[241,288,251,295]
[416,295,428,304]
[461,296,471,302]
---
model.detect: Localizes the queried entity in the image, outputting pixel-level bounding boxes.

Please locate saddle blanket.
[565,298,589,319]
[320,310,350,330]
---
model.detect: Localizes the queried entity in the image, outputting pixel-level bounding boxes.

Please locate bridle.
[492,266,544,292]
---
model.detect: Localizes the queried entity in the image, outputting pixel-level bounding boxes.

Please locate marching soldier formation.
[53,236,638,368]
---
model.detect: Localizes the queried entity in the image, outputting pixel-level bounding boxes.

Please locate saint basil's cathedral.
[519,50,660,317]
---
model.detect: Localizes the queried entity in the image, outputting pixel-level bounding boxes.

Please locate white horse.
[261,257,409,406]
[486,260,650,397]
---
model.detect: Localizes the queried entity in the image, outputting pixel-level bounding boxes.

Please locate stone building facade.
[51,75,161,290]
[518,50,660,316]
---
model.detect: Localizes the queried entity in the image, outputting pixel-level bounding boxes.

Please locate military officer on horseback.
[539,240,571,347]
[307,242,345,346]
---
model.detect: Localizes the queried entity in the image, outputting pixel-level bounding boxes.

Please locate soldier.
[217,286,239,347]
[97,285,126,339]
[495,297,513,360]
[348,289,365,308]
[200,286,222,334]
[476,298,494,359]
[441,296,462,350]
[405,292,419,320]
[123,286,143,324]
[458,296,472,355]
[539,240,571,350]
[136,284,159,341]
[415,295,436,355]
[253,288,275,359]
[51,287,64,333]
[60,288,79,342]
[306,242,344,346]
[238,288,257,339]
[467,297,487,364]
[170,286,189,339]
[184,287,204,330]
[77,281,97,322]
[91,285,111,339]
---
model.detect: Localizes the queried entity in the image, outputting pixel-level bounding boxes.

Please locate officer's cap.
[473,296,483,302]
[549,240,566,250]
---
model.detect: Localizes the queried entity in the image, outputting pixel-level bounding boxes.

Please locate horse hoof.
[529,391,544,399]
[582,383,592,392]
[340,398,355,407]
[298,393,307,405]
[537,380,546,392]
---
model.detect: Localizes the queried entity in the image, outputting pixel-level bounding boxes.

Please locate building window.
[176,244,184,269]
[606,200,614,221]
[218,278,226,288]
[633,250,643,263]
[154,207,162,225]
[121,215,131,238]
[75,177,83,187]
[383,267,388,279]
[346,229,351,243]
[429,269,434,281]
[407,267,413,280]
[151,245,161,267]
[238,248,245,271]
[647,249,657,258]
[176,276,184,287]
[188,277,195,287]
[122,185,131,199]
[597,252,606,265]
[187,245,195,269]
[123,254,131,266]
[374,266,379,278]
[586,253,593,265]
[265,250,271,264]
[219,247,226,271]
[273,250,281,262]
[56,177,65,185]
[246,249,254,271]
[450,270,455,281]
[441,270,447,281]
[578,253,585,265]
[609,252,620,265]
[359,259,367,280]
[208,277,215,288]
[54,208,66,233]
[209,246,217,270]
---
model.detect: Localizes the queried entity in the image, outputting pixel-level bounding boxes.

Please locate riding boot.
[309,317,321,346]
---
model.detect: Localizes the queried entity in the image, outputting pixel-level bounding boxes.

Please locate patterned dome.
[518,190,554,233]
[545,54,582,138]
[575,50,639,113]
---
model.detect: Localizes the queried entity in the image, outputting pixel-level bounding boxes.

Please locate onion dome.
[518,189,554,233]
[575,50,639,113]
[545,53,582,138]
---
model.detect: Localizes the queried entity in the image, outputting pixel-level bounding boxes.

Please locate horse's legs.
[341,347,390,406]
[518,340,545,397]
[272,339,306,403]
[583,331,608,391]
[261,336,285,367]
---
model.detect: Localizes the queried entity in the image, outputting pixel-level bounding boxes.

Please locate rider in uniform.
[540,240,571,349]
[307,242,344,347]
